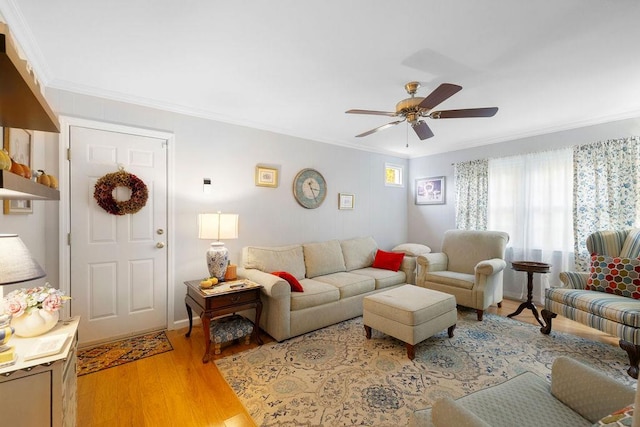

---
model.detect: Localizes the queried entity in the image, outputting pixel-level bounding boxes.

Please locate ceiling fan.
[346,81,498,140]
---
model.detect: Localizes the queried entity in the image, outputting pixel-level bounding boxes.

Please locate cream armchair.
[416,230,510,321]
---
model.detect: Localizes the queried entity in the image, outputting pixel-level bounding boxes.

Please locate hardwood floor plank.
[76,298,621,426]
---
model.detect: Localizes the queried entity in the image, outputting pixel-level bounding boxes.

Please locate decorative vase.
[206,242,229,281]
[11,309,59,337]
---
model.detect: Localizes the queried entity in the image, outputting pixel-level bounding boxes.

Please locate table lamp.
[198,212,239,281]
[0,234,46,366]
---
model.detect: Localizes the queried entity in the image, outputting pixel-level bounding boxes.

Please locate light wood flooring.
[77,298,620,427]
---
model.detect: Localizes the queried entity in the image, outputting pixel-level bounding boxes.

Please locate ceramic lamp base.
[206,242,229,281]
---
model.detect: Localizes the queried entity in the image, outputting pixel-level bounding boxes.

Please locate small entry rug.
[77,330,173,376]
[216,310,636,426]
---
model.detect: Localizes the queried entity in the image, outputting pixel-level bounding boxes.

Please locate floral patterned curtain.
[454,159,488,230]
[573,136,640,270]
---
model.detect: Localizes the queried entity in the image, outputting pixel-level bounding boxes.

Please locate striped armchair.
[542,229,640,379]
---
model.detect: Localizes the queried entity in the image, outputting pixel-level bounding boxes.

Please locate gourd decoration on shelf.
[93,166,148,216]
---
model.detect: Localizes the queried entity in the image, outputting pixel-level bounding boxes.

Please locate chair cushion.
[425,271,475,290]
[586,254,640,299]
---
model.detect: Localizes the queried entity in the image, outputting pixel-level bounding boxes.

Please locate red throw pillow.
[372,249,405,272]
[271,271,304,292]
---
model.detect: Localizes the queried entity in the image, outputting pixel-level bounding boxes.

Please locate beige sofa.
[237,237,428,342]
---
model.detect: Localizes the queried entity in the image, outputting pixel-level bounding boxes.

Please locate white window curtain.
[572,137,640,271]
[454,159,488,230]
[488,148,574,304]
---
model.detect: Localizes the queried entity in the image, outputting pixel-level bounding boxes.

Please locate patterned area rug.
[77,330,173,376]
[216,309,636,426]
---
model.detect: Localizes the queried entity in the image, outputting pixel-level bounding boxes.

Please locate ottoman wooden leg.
[406,343,415,360]
[448,324,456,338]
[364,325,372,339]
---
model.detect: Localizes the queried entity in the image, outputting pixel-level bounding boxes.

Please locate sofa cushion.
[271,271,304,292]
[243,245,306,280]
[303,240,346,278]
[544,288,640,328]
[621,229,640,258]
[373,249,405,271]
[340,236,377,271]
[351,267,406,290]
[290,279,340,311]
[586,254,640,299]
[312,272,375,299]
[392,243,431,257]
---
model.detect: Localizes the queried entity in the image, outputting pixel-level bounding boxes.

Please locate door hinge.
[67,233,71,246]
[67,148,71,161]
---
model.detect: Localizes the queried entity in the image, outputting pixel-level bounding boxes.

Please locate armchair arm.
[416,253,449,287]
[551,356,635,423]
[431,397,491,427]
[558,271,589,289]
[475,258,507,276]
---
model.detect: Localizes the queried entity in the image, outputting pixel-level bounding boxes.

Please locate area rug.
[216,309,636,426]
[77,330,173,376]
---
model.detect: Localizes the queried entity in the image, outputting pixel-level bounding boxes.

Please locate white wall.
[44,89,409,326]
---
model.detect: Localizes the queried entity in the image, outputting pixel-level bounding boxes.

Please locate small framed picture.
[415,176,445,205]
[4,128,33,215]
[338,193,354,210]
[255,165,279,188]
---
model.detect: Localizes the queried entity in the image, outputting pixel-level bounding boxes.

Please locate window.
[385,163,403,187]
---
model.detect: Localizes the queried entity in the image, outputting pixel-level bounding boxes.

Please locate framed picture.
[415,176,445,205]
[338,193,354,210]
[3,128,33,214]
[255,165,278,188]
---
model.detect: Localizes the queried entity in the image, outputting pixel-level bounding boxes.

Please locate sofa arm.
[431,397,491,427]
[237,267,291,299]
[400,256,417,285]
[551,356,635,423]
[475,258,507,276]
[558,271,589,289]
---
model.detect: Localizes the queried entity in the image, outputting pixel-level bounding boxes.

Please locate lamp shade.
[0,234,46,286]
[198,213,239,241]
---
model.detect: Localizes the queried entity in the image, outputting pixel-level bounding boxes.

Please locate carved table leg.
[540,309,556,334]
[620,340,640,379]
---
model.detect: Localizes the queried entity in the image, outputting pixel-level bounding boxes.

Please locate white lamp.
[198,212,239,281]
[0,234,47,366]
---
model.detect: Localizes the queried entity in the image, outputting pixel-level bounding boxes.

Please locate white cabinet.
[0,317,79,427]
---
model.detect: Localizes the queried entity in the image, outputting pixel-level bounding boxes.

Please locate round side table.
[507,261,550,327]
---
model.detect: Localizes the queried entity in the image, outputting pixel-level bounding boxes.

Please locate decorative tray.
[511,261,551,272]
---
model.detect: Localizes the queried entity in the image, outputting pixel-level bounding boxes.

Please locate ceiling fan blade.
[346,109,397,117]
[355,120,405,138]
[430,107,498,119]
[412,120,434,140]
[418,83,462,110]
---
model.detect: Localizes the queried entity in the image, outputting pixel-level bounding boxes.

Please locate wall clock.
[293,168,327,209]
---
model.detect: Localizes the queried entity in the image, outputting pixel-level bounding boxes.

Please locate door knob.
[156,242,165,249]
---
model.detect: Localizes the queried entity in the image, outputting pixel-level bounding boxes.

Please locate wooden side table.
[184,279,263,363]
[507,261,550,327]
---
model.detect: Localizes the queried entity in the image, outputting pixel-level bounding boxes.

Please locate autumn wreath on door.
[93,167,148,215]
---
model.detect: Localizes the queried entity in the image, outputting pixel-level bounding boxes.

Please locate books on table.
[23,333,71,361]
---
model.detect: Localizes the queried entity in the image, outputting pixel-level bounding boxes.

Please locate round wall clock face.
[293,168,327,209]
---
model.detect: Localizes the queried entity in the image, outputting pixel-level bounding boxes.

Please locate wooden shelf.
[0,170,59,200]
[0,23,60,133]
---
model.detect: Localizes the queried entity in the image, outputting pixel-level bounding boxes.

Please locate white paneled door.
[69,125,168,345]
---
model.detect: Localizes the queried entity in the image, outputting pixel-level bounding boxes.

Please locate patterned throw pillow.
[586,254,640,299]
[592,404,634,426]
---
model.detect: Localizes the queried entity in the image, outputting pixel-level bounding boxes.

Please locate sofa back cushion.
[303,240,346,278]
[620,229,640,258]
[340,236,377,271]
[242,245,306,280]
[586,230,630,257]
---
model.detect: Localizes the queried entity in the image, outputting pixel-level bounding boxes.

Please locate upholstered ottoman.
[210,314,254,355]
[363,285,457,359]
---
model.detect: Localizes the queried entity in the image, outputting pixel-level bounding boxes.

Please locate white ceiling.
[3,0,640,158]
